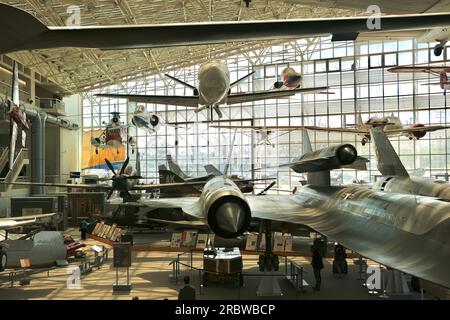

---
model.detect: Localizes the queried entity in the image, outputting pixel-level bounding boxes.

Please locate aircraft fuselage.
[198,60,230,106]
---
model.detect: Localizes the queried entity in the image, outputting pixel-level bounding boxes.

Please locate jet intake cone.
[336,144,357,165]
[207,196,251,238]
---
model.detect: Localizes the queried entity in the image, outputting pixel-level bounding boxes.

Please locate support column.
[31,112,47,195]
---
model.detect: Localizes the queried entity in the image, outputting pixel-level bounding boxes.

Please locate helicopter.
[90,112,136,154]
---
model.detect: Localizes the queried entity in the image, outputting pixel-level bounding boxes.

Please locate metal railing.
[169,251,311,299]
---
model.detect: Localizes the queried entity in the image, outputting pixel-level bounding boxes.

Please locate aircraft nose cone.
[215,202,244,234]
[337,144,357,165]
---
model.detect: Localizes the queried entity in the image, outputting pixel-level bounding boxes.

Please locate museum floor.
[0,231,433,300]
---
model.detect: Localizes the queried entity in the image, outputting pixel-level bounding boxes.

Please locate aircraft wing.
[0,213,56,229]
[9,121,17,170]
[278,157,340,172]
[0,181,111,189]
[2,4,450,54]
[388,66,450,73]
[95,94,199,107]
[384,125,450,134]
[210,125,368,134]
[134,181,205,189]
[226,87,328,105]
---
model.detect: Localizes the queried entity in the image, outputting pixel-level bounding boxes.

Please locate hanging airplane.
[212,113,450,145]
[283,0,450,56]
[4,61,29,170]
[90,112,136,154]
[96,60,328,120]
[388,65,450,94]
[137,132,450,288]
[2,3,450,54]
[370,126,450,201]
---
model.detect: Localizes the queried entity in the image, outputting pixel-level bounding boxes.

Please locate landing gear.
[95,149,99,155]
[434,40,447,57]
[361,137,369,146]
[0,250,7,272]
[257,220,279,272]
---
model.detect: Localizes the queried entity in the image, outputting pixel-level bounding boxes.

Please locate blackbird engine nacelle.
[199,177,251,238]
[293,144,358,173]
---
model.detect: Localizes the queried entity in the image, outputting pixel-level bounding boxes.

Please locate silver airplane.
[2,3,450,54]
[139,133,450,288]
[0,213,57,271]
[96,60,327,119]
[370,126,450,201]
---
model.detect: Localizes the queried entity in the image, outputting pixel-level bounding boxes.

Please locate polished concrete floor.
[0,231,433,300]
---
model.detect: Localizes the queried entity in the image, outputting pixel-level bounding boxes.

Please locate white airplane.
[130,105,179,133]
[211,113,450,145]
[5,61,29,170]
[388,65,450,94]
[96,60,328,120]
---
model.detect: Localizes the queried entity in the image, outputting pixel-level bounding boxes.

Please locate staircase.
[0,148,29,196]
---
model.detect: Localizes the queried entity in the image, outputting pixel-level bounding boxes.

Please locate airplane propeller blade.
[106,188,115,200]
[257,181,277,196]
[119,157,130,175]
[124,175,142,180]
[105,159,116,176]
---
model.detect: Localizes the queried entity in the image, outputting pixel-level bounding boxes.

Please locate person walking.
[311,246,324,290]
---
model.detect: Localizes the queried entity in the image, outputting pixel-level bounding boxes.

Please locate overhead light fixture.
[0,66,27,86]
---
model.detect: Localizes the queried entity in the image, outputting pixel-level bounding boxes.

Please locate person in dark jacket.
[334,244,347,274]
[178,276,196,300]
[311,246,324,290]
[79,219,90,240]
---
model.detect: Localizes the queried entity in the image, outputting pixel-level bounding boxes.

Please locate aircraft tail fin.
[158,165,185,183]
[302,130,331,186]
[204,164,222,176]
[371,127,409,177]
[302,129,313,154]
[166,155,189,179]
[357,112,363,126]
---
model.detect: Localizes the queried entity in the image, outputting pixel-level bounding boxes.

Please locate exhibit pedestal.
[256,272,283,297]
[385,270,411,295]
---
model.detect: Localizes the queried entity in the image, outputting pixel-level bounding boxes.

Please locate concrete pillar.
[31,112,47,195]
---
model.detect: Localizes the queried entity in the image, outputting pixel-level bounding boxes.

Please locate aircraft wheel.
[434,45,444,57]
[0,251,7,272]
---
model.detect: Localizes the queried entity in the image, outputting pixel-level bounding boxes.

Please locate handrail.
[0,148,29,193]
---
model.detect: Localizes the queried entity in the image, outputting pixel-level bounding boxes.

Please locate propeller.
[257,181,276,196]
[102,157,144,202]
